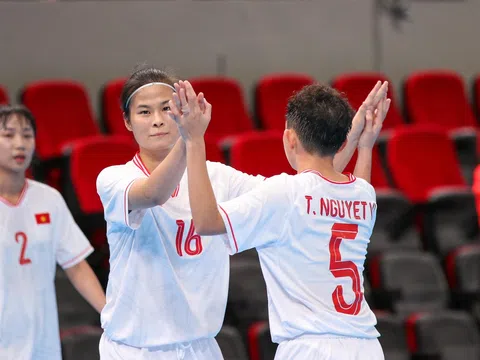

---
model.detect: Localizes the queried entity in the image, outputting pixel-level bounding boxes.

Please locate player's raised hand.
[348,81,389,143]
[357,91,391,149]
[168,80,212,142]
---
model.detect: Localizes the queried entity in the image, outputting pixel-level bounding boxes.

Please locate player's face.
[0,114,35,175]
[125,85,180,152]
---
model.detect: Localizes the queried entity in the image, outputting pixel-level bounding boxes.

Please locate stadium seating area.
[5,69,480,359]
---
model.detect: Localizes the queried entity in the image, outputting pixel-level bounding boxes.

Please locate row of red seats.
[2,69,480,165]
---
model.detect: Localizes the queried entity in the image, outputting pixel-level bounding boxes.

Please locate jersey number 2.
[15,232,32,265]
[175,220,203,256]
[329,223,362,315]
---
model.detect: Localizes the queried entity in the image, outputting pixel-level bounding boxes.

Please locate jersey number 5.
[15,232,32,265]
[329,223,362,315]
[175,220,203,257]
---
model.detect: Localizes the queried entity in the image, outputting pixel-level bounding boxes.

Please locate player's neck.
[0,168,26,201]
[137,147,171,174]
[296,154,348,182]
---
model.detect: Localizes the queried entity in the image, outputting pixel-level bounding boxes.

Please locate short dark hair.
[286,83,354,157]
[121,66,179,119]
[0,104,36,135]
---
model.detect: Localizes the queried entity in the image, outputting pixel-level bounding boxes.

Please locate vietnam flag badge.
[35,213,51,225]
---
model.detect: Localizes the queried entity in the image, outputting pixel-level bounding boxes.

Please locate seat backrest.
[216,326,249,360]
[375,313,410,360]
[22,80,99,160]
[229,258,268,326]
[387,126,466,203]
[102,77,129,136]
[61,325,103,360]
[189,77,254,139]
[0,86,9,105]
[68,135,137,214]
[342,145,390,189]
[255,73,315,131]
[229,131,294,177]
[332,72,405,130]
[404,70,477,131]
[446,245,480,291]
[370,251,449,313]
[406,310,480,359]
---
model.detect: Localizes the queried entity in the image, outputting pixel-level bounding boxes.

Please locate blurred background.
[2,1,480,359]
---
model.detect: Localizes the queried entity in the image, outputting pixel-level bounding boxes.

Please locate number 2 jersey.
[0,180,94,360]
[96,153,264,348]
[217,170,380,343]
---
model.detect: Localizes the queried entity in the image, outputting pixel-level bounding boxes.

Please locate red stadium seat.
[228,131,294,177]
[189,76,256,142]
[0,85,9,105]
[255,73,315,131]
[387,126,477,255]
[63,135,137,271]
[387,126,467,203]
[22,80,100,160]
[101,77,129,136]
[65,135,137,215]
[332,72,405,132]
[343,146,421,255]
[404,70,477,132]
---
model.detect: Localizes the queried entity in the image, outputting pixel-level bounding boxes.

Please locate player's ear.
[284,129,296,151]
[124,113,133,132]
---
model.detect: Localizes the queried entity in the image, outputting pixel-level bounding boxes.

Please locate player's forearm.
[130,138,187,209]
[353,146,372,183]
[64,260,106,314]
[186,138,226,235]
[333,135,358,173]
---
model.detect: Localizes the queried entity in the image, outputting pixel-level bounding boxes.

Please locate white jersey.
[96,153,264,348]
[0,180,94,360]
[218,170,380,343]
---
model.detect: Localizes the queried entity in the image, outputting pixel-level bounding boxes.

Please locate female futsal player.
[96,66,388,359]
[0,105,106,359]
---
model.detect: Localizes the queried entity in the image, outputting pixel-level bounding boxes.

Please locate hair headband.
[124,82,176,110]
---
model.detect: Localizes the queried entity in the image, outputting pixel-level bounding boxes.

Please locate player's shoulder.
[352,176,376,199]
[96,161,139,187]
[26,179,65,205]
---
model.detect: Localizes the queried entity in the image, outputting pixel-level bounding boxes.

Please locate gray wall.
[0,1,478,119]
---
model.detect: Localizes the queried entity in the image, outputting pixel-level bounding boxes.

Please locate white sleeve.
[217,163,266,199]
[54,195,94,269]
[218,174,292,255]
[96,166,147,230]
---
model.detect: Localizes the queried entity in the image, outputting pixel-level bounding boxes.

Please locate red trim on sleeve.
[60,245,93,268]
[218,205,239,253]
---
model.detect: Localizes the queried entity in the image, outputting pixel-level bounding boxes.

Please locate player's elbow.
[194,212,226,236]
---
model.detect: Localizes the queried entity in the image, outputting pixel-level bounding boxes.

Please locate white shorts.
[275,336,384,360]
[99,332,224,360]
